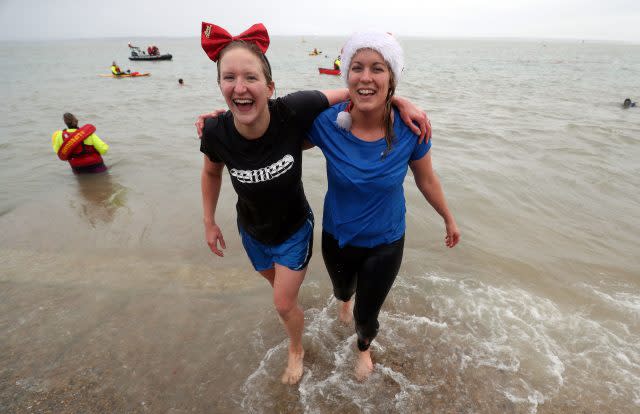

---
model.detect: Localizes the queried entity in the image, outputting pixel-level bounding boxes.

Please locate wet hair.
[624,98,631,106]
[63,112,78,129]
[381,67,397,158]
[178,78,184,84]
[215,40,273,85]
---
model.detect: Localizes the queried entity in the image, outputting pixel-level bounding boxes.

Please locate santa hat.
[340,31,404,85]
[336,31,404,131]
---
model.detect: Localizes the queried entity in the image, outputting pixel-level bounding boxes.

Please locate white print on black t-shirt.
[230,154,294,184]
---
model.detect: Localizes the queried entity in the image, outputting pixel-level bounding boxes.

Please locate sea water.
[1,37,639,413]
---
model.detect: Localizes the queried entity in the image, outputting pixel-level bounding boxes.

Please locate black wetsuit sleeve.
[200,117,223,163]
[280,90,330,130]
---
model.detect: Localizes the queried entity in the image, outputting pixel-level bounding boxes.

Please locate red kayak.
[319,67,340,76]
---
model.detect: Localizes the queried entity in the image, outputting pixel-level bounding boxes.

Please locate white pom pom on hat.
[335,103,353,130]
[339,31,404,85]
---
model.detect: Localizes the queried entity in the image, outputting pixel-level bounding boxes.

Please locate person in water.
[306,31,460,380]
[197,22,430,385]
[178,78,184,86]
[52,113,109,174]
[110,61,128,76]
[623,98,636,108]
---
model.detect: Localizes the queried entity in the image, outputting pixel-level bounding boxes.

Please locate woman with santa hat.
[306,31,460,380]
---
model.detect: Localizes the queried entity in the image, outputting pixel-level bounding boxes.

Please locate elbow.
[202,168,222,181]
[414,174,434,189]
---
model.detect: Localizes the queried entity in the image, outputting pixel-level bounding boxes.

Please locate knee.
[333,287,353,302]
[273,296,296,318]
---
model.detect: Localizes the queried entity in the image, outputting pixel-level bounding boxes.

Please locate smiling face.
[347,49,392,115]
[218,46,274,134]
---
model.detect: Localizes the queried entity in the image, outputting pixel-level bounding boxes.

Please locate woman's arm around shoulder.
[409,153,460,248]
[319,90,432,142]
[196,108,227,138]
[320,89,349,105]
[393,96,432,143]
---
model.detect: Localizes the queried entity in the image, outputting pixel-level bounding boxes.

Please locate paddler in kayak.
[333,55,341,70]
[110,61,129,76]
[52,113,109,174]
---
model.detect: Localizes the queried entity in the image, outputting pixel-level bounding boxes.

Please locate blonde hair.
[382,68,397,158]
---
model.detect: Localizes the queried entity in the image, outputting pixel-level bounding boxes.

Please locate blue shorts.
[239,213,314,272]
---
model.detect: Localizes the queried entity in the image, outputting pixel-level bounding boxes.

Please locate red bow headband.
[201,22,270,62]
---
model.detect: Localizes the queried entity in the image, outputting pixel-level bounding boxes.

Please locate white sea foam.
[582,281,640,314]
[241,273,578,413]
[383,313,448,330]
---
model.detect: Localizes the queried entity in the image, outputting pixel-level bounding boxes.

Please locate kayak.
[129,54,172,61]
[319,68,340,76]
[99,73,151,78]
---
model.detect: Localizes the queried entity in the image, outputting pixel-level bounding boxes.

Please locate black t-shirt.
[200,90,329,245]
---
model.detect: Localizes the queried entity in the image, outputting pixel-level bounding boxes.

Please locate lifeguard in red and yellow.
[52,113,109,173]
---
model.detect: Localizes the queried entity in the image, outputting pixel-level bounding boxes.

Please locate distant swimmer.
[178,78,184,86]
[623,98,636,108]
[52,113,109,174]
[110,61,129,76]
[310,47,321,56]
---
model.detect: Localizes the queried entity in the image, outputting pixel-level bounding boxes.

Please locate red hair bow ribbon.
[201,22,270,62]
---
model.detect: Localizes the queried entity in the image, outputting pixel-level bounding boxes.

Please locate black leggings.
[321,231,405,351]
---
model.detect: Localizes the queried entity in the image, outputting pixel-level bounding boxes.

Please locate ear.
[266,81,275,98]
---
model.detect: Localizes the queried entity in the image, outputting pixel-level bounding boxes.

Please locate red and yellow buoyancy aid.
[58,124,104,168]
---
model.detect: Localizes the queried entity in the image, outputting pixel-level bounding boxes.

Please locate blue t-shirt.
[307,102,431,248]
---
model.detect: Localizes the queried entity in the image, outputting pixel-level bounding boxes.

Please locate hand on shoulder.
[196,109,227,138]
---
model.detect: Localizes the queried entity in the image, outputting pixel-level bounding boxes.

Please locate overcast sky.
[1,0,639,42]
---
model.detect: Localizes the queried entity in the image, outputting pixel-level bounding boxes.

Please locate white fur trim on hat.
[340,31,404,85]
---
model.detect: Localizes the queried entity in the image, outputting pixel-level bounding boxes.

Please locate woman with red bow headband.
[198,22,430,385]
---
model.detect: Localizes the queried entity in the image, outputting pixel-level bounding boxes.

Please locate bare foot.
[338,300,353,324]
[355,349,374,381]
[281,348,304,385]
